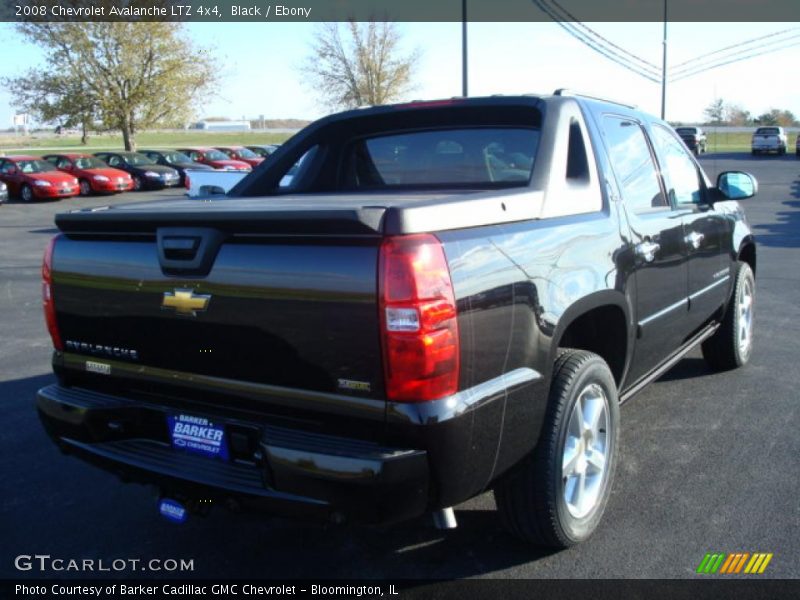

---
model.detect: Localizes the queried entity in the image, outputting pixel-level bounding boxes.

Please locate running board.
[620,323,720,405]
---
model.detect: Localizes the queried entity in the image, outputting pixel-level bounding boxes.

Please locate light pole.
[462,0,468,97]
[661,0,668,119]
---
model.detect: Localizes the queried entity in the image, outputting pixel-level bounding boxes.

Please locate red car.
[214,146,265,168]
[43,153,133,195]
[0,155,79,202]
[176,147,251,171]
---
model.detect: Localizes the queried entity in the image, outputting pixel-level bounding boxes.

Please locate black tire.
[132,175,143,191]
[702,262,755,371]
[751,149,757,156]
[495,349,620,548]
[79,179,92,196]
[20,184,33,203]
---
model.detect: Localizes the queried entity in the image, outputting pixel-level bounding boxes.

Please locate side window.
[280,146,318,189]
[108,156,120,167]
[651,125,704,206]
[601,116,667,213]
[57,157,71,169]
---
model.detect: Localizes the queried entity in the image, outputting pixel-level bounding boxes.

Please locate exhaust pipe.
[432,507,457,530]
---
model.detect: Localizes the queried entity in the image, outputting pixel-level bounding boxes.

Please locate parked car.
[93,152,180,190]
[751,126,787,155]
[0,155,79,202]
[795,133,800,157]
[214,146,265,168]
[176,147,251,171]
[139,149,214,186]
[37,92,757,548]
[674,126,707,155]
[43,153,133,196]
[0,182,7,204]
[246,144,280,158]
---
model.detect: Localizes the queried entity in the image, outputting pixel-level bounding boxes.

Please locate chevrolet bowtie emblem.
[162,289,211,316]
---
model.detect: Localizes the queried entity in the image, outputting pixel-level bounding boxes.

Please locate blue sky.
[0,21,798,126]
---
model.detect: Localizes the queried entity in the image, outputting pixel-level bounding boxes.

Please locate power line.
[670,37,800,82]
[531,0,661,83]
[548,0,660,72]
[671,26,800,69]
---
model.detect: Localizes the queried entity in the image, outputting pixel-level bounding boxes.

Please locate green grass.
[0,130,294,154]
[704,132,756,153]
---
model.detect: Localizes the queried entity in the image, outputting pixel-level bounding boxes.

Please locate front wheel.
[132,175,143,191]
[20,184,33,203]
[79,179,92,196]
[702,262,755,370]
[495,349,620,548]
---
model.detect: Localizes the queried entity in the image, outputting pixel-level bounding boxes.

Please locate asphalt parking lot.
[1,153,798,580]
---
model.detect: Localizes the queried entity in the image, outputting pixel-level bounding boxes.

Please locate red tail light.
[379,234,460,402]
[42,235,63,351]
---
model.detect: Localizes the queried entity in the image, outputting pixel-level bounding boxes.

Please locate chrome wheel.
[79,180,92,196]
[562,383,610,519]
[21,185,33,202]
[738,276,754,357]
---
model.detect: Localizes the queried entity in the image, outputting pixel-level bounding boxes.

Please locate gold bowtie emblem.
[162,289,211,316]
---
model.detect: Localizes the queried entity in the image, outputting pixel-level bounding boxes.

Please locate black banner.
[2,0,800,23]
[4,579,800,600]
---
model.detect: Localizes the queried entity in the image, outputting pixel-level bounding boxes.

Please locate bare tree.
[703,98,726,126]
[303,20,420,111]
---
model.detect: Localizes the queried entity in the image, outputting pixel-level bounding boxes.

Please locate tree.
[6,23,217,150]
[7,70,97,143]
[725,103,751,126]
[703,98,726,125]
[303,20,420,111]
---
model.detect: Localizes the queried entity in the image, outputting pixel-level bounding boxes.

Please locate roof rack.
[553,88,637,109]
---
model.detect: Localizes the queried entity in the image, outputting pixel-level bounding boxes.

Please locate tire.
[779,147,786,156]
[79,179,92,196]
[702,261,755,371]
[132,175,143,191]
[751,149,757,156]
[495,349,620,548]
[20,184,33,203]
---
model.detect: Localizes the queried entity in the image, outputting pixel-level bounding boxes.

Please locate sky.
[0,21,798,126]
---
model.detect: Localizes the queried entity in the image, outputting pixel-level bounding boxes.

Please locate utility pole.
[660,0,668,119]
[462,0,468,97]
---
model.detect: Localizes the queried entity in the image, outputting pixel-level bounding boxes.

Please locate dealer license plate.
[167,414,229,460]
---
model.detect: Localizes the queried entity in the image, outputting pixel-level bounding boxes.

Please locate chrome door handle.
[635,240,661,263]
[685,231,705,249]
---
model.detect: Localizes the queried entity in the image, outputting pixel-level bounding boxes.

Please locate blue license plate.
[168,414,229,460]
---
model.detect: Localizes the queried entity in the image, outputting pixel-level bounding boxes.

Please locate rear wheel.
[20,184,33,203]
[79,179,92,196]
[132,175,143,191]
[495,349,619,548]
[702,261,755,371]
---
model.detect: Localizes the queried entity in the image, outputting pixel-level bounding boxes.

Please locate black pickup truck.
[37,92,758,548]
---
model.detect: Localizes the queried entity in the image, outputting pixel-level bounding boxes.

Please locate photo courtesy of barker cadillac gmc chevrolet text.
[36,92,757,548]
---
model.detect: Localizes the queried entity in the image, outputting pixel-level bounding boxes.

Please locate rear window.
[756,127,780,135]
[676,128,697,134]
[344,128,539,188]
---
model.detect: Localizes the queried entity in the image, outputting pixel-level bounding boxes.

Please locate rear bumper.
[37,384,429,524]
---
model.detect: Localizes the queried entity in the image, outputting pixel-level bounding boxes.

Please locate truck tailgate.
[51,199,389,427]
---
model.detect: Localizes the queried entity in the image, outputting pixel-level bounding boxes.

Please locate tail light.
[42,235,63,351]
[379,234,460,402]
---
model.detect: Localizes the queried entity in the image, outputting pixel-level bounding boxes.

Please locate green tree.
[6,23,217,150]
[703,98,726,125]
[303,20,420,111]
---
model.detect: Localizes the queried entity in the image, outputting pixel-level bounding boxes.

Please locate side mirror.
[716,171,757,200]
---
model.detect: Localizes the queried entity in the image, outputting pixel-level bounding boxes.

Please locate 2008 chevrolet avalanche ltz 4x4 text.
[37,91,757,547]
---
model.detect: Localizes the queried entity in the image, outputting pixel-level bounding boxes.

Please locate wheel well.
[738,243,756,275]
[558,305,627,386]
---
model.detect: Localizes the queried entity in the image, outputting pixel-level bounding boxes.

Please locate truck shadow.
[753,198,800,247]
